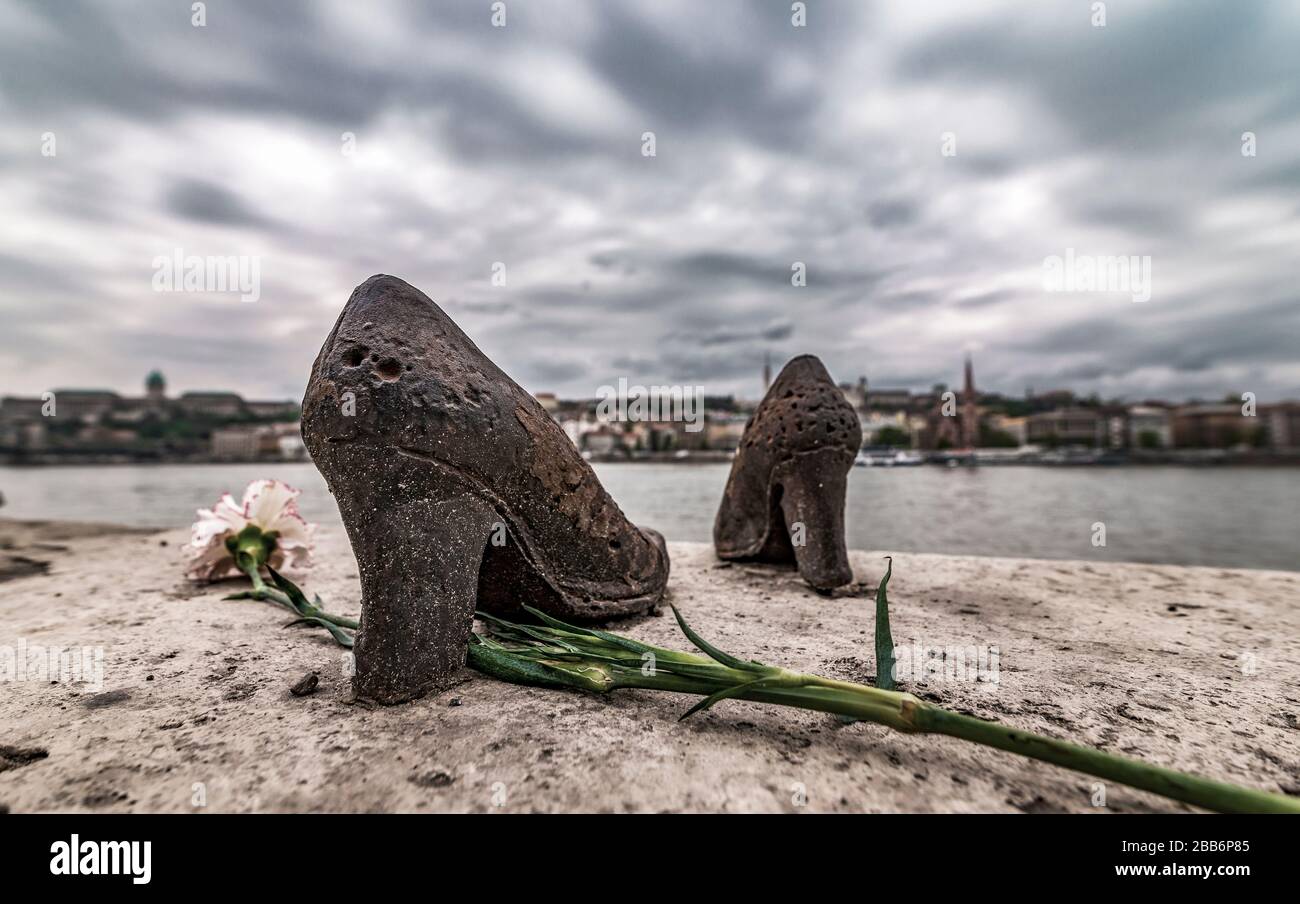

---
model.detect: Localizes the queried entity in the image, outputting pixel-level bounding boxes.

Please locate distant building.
[0,419,48,450]
[1264,402,1300,451]
[145,370,166,406]
[1128,405,1172,448]
[211,423,304,461]
[0,395,50,451]
[909,391,939,413]
[838,377,868,412]
[922,405,961,450]
[581,425,619,456]
[917,356,981,449]
[0,397,45,420]
[861,411,911,445]
[0,372,301,461]
[212,426,273,461]
[77,423,138,446]
[178,391,246,418]
[558,417,583,448]
[278,432,308,461]
[245,400,300,419]
[14,379,299,422]
[1029,389,1076,410]
[705,417,746,451]
[1027,408,1103,446]
[988,414,1027,446]
[867,388,912,409]
[1100,407,1129,449]
[47,390,121,421]
[1172,404,1260,448]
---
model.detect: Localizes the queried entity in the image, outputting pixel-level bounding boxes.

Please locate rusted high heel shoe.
[714,355,861,592]
[302,275,669,704]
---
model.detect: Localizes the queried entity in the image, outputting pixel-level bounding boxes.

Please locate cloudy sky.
[1,0,1298,404]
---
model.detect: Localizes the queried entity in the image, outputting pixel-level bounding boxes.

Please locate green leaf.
[669,606,768,673]
[521,605,660,656]
[466,641,612,693]
[678,677,775,721]
[224,588,298,615]
[874,556,896,691]
[285,616,354,648]
[477,611,588,653]
[266,565,313,616]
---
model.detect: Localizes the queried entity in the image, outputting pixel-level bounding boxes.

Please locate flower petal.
[189,509,229,547]
[213,493,249,531]
[186,480,318,579]
[186,543,238,580]
[242,479,301,531]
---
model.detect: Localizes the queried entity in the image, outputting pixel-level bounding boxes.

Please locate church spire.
[961,354,978,449]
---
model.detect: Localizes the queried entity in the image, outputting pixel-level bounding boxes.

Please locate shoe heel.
[775,448,854,591]
[342,465,498,704]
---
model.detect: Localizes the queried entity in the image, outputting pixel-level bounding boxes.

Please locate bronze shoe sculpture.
[714,355,861,592]
[302,275,670,704]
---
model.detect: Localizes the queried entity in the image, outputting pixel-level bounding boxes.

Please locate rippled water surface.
[1,462,1296,570]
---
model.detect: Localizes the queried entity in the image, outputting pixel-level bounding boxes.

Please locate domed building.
[145,370,166,408]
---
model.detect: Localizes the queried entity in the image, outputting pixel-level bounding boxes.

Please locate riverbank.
[4,462,1298,570]
[6,448,1300,466]
[2,518,1297,813]
[0,518,156,584]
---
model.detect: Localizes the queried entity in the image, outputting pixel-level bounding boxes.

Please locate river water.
[0,463,1295,571]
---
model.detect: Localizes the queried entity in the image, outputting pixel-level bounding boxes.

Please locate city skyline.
[2,2,1299,403]
[5,357,1296,465]
[4,355,1289,408]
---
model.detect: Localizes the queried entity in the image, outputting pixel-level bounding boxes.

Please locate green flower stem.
[223,539,358,645]
[233,557,295,611]
[262,566,358,645]
[468,607,1300,815]
[913,705,1299,815]
[244,562,268,595]
[695,675,1299,814]
[311,610,360,630]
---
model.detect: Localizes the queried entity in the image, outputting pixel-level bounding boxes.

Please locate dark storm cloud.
[866,200,918,230]
[896,3,1300,147]
[1,1,357,127]
[953,290,1019,311]
[0,252,85,297]
[671,252,794,285]
[1006,292,1300,396]
[1074,201,1187,237]
[591,249,891,293]
[693,319,795,347]
[612,342,780,389]
[518,356,591,386]
[583,2,832,150]
[166,178,274,227]
[0,0,1297,403]
[3,0,608,164]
